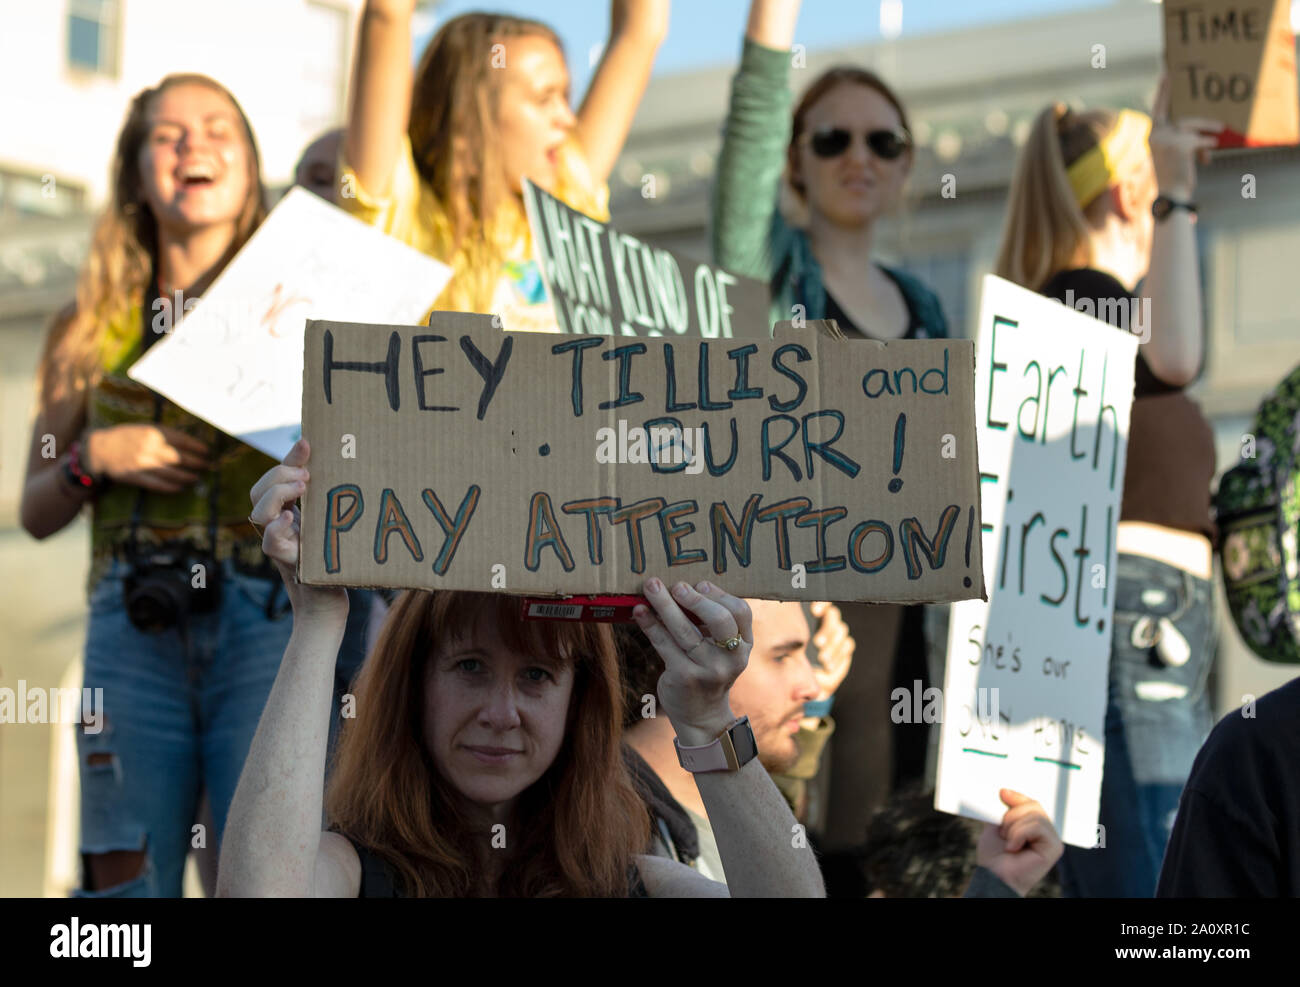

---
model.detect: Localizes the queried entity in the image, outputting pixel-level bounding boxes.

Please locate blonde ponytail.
[993,103,1118,290]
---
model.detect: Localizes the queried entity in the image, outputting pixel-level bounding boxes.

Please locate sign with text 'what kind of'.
[1164,0,1299,146]
[298,314,987,603]
[935,276,1138,849]
[128,188,453,459]
[521,179,770,338]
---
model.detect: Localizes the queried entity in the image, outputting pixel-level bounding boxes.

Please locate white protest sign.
[128,187,452,459]
[934,275,1138,849]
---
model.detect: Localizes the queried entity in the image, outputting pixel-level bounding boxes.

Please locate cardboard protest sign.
[934,276,1138,849]
[128,187,453,459]
[521,179,770,338]
[1164,0,1299,147]
[298,313,987,604]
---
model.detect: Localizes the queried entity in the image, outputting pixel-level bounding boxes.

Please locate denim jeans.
[1058,553,1216,898]
[75,557,293,897]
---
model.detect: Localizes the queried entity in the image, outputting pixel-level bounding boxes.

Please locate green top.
[85,300,275,589]
[710,38,950,338]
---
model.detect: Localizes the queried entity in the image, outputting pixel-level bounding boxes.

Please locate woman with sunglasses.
[712,0,948,343]
[711,0,948,884]
[218,441,826,898]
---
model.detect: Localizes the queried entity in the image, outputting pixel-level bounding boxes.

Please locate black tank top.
[340,834,649,898]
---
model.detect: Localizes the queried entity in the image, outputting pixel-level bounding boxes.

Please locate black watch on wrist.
[1153,196,1197,221]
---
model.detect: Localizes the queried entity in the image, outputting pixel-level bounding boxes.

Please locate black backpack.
[1214,363,1300,664]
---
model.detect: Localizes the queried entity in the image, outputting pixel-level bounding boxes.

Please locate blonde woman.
[20,75,285,897]
[993,82,1221,897]
[340,0,667,329]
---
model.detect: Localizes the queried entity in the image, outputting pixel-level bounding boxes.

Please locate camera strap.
[127,280,221,563]
[125,283,225,648]
[129,279,287,624]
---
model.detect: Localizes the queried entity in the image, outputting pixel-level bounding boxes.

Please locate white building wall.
[0,0,364,206]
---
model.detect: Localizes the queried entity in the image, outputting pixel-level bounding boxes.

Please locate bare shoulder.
[314,831,362,898]
[635,854,729,898]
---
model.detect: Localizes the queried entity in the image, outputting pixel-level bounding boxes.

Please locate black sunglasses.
[808,127,912,161]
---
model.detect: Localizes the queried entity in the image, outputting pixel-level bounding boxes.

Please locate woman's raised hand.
[248,438,348,621]
[1149,73,1223,202]
[634,577,752,746]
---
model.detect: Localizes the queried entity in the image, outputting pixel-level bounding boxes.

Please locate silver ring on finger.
[713,635,743,651]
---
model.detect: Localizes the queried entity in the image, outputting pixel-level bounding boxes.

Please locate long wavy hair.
[408,13,601,313]
[325,590,649,897]
[36,73,266,408]
[993,102,1120,291]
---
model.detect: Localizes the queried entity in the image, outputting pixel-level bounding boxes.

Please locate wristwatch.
[674,716,758,773]
[1152,196,1197,221]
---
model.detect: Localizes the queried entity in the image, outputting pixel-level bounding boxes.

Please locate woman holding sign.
[993,82,1221,898]
[339,0,666,332]
[18,75,369,898]
[19,75,280,900]
[710,0,951,884]
[219,440,825,898]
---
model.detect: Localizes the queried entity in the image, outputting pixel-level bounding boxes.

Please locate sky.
[415,0,1120,97]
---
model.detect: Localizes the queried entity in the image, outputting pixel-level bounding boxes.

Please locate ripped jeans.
[1057,553,1216,898]
[75,558,292,897]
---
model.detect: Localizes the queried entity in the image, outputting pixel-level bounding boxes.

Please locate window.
[67,0,120,77]
[0,168,86,221]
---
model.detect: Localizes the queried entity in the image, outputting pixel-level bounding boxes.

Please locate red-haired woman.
[218,441,825,897]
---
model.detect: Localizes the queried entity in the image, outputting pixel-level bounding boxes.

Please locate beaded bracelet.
[62,438,105,496]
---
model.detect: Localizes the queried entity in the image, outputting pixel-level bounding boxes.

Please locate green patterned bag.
[1215,364,1300,664]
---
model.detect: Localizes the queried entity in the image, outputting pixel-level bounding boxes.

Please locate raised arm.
[343,0,418,202]
[217,439,358,898]
[633,577,824,898]
[1140,78,1221,387]
[575,0,669,186]
[710,0,801,281]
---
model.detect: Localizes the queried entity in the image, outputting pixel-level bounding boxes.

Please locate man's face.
[728,600,820,773]
[294,129,342,202]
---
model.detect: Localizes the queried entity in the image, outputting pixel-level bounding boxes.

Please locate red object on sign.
[520,594,709,626]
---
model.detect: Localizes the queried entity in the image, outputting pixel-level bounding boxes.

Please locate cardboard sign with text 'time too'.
[298,313,986,603]
[1164,0,1299,147]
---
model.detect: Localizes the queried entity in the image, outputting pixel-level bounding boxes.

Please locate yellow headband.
[1065,109,1152,208]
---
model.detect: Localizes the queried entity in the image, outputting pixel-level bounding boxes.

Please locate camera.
[123,546,222,632]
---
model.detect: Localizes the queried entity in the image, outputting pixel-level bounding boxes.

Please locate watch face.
[729,719,759,765]
[1153,197,1172,220]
